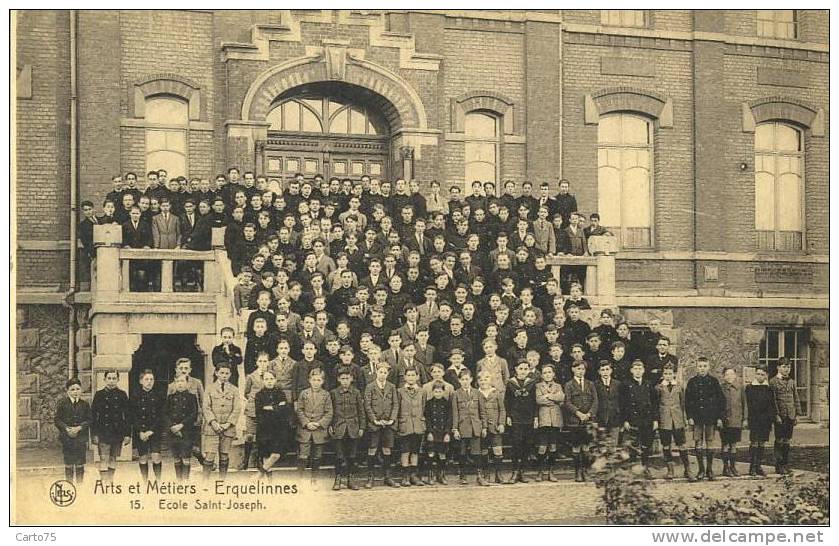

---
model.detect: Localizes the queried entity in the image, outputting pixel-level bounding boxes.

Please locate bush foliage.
[589,427,829,525]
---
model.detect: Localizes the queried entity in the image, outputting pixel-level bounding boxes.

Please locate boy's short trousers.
[566,425,593,447]
[458,436,481,456]
[169,433,194,459]
[97,438,125,462]
[536,426,560,446]
[135,433,162,456]
[483,432,503,449]
[334,437,359,459]
[658,428,687,447]
[399,433,422,453]
[774,417,795,442]
[426,441,449,456]
[61,439,87,466]
[750,423,772,443]
[203,433,233,454]
[298,441,324,459]
[507,423,533,446]
[244,415,257,436]
[719,427,742,444]
[367,428,395,450]
[692,424,717,445]
[627,423,655,449]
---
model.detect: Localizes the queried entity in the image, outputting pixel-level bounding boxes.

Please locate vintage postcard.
[10,7,829,527]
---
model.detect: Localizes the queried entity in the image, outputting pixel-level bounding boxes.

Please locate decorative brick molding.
[450,90,515,134]
[132,73,202,121]
[240,54,429,132]
[741,96,825,137]
[584,86,673,127]
[221,11,442,71]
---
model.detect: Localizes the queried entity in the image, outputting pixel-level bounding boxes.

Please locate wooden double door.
[261,134,389,183]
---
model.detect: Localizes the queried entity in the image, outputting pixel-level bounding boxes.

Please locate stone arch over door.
[230,53,434,176]
[240,55,428,131]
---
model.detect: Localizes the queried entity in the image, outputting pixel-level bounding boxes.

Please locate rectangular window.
[597,114,654,249]
[756,10,797,39]
[754,123,804,251]
[758,328,810,417]
[601,10,646,28]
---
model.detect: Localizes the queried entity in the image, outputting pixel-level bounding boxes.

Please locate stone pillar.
[196,334,220,391]
[92,224,122,302]
[810,328,829,424]
[595,254,616,309]
[225,121,271,173]
[399,145,414,181]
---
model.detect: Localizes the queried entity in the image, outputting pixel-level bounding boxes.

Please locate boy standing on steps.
[770,357,800,475]
[685,357,724,481]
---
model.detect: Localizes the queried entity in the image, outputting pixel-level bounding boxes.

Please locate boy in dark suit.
[564,360,598,482]
[770,357,800,475]
[505,361,536,483]
[620,360,657,479]
[595,361,621,446]
[685,356,724,480]
[329,370,366,490]
[54,378,91,484]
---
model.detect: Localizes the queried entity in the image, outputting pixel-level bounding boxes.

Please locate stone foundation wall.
[622,306,829,424]
[16,305,71,444]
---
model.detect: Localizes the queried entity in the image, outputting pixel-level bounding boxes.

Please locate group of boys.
[61,169,800,486]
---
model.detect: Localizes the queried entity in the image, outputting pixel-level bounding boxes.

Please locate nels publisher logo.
[49,480,76,507]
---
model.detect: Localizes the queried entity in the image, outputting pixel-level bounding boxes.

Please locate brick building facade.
[14,9,828,444]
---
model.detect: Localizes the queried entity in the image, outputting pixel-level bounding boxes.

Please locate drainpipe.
[66,9,78,378]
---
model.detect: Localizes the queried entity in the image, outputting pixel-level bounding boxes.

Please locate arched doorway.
[261,82,390,182]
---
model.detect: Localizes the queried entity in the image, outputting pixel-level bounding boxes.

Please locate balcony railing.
[91,224,229,308]
[545,235,618,308]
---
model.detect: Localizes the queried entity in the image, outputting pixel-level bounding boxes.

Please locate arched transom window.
[266,96,387,136]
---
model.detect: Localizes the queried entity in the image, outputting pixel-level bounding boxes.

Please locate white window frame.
[597,113,655,250]
[754,121,806,252]
[463,110,501,194]
[756,10,798,40]
[600,9,647,28]
[144,95,189,179]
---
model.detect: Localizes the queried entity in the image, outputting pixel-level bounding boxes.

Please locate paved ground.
[13,457,815,525]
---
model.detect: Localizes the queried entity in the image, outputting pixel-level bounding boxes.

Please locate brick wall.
[562,38,695,258]
[15,10,71,288]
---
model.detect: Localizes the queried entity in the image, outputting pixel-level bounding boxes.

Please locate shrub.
[590,427,829,525]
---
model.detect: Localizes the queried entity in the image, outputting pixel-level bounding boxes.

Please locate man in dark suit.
[594,360,622,444]
[404,218,435,258]
[554,178,578,226]
[179,199,199,248]
[122,206,154,291]
[646,336,679,385]
[78,200,99,261]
